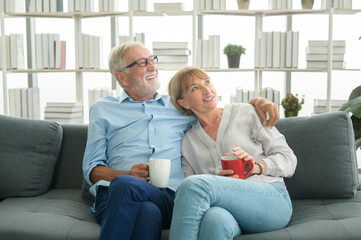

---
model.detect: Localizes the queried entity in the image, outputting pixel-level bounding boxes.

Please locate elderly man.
[82,42,280,240]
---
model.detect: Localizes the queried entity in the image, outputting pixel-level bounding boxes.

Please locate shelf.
[3,11,129,19]
[198,9,361,16]
[4,69,110,73]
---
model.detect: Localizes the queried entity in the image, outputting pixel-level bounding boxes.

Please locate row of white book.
[76,33,104,69]
[131,0,147,11]
[35,33,66,69]
[0,34,24,70]
[321,0,352,10]
[119,33,145,45]
[88,88,115,110]
[198,0,226,10]
[313,99,347,114]
[196,35,220,69]
[268,0,293,10]
[306,40,346,69]
[231,87,280,106]
[255,31,299,69]
[152,42,191,70]
[8,88,40,119]
[27,0,63,13]
[44,102,83,123]
[68,0,119,12]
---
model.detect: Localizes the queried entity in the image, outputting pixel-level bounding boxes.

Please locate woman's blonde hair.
[168,66,210,115]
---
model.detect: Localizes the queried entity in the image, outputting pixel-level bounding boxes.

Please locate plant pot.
[237,0,250,10]
[301,0,314,9]
[227,54,241,68]
[285,110,299,117]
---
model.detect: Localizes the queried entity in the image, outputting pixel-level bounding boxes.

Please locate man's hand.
[129,163,149,181]
[249,97,280,128]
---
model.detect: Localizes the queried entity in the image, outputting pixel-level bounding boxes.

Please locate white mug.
[149,159,171,188]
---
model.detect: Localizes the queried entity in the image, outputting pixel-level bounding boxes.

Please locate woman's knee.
[177,175,216,196]
[199,207,241,240]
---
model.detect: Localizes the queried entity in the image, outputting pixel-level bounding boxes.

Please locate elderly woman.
[168,66,297,240]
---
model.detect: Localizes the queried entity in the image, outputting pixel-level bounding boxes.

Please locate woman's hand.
[232,147,255,174]
[217,169,239,178]
[249,97,280,128]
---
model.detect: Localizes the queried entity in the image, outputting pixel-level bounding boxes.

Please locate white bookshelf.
[0,1,360,119]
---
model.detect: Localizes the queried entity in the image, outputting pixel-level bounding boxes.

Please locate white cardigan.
[181,103,297,183]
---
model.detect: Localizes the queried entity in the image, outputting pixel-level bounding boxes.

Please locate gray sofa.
[0,111,360,240]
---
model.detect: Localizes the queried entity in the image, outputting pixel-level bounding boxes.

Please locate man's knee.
[108,175,146,200]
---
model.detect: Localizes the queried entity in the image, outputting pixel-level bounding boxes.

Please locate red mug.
[221,155,254,179]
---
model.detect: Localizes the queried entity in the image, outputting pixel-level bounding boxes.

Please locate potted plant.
[301,0,314,9]
[237,0,251,10]
[339,85,361,149]
[281,92,305,117]
[223,44,246,68]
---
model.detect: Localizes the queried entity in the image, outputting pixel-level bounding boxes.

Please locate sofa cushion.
[276,112,358,199]
[0,189,100,240]
[0,115,63,198]
[235,190,361,240]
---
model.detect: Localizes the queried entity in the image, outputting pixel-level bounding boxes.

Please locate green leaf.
[339,96,361,118]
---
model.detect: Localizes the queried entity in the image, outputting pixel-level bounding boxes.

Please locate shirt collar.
[119,90,165,106]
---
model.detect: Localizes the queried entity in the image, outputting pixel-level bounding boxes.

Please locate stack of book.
[313,99,347,114]
[268,0,293,10]
[196,35,220,69]
[8,88,40,119]
[119,33,145,45]
[88,88,115,109]
[27,0,64,13]
[230,87,280,106]
[154,2,183,12]
[44,102,83,123]
[152,42,191,70]
[255,31,299,69]
[35,33,66,69]
[321,0,352,10]
[197,0,226,10]
[131,0,147,11]
[76,33,103,69]
[306,40,346,69]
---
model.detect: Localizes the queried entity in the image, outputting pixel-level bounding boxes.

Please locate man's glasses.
[120,55,158,72]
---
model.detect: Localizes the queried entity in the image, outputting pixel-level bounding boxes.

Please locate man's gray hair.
[108,42,145,78]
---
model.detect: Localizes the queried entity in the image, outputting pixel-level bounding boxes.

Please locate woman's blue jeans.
[169,175,292,240]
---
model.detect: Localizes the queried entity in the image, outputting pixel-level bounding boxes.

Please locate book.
[280,32,286,68]
[139,0,147,11]
[157,55,188,63]
[83,34,90,69]
[55,40,61,69]
[44,117,83,123]
[41,33,49,69]
[10,33,24,69]
[152,42,188,49]
[254,38,260,68]
[236,87,243,103]
[35,34,43,69]
[313,105,342,113]
[306,61,345,69]
[154,2,184,11]
[46,102,82,107]
[207,35,214,69]
[32,88,41,119]
[153,48,191,56]
[272,31,281,68]
[308,40,346,47]
[45,106,82,113]
[60,40,66,69]
[306,46,345,54]
[21,88,28,118]
[306,54,344,61]
[260,32,267,68]
[285,30,293,68]
[213,35,220,69]
[76,32,84,69]
[44,112,83,119]
[292,31,299,68]
[266,32,273,68]
[314,99,347,107]
[156,62,188,70]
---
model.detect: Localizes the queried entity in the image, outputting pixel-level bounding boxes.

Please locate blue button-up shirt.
[83,91,196,196]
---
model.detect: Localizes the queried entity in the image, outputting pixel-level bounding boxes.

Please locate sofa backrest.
[0,115,63,198]
[51,123,88,190]
[276,111,359,199]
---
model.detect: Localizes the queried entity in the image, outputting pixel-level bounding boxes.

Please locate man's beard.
[130,75,160,97]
